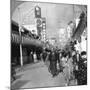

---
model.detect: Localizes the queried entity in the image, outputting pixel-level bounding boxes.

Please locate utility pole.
[18,7,23,66]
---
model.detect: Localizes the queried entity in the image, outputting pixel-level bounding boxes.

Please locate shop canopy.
[11,20,44,48]
[72,11,87,41]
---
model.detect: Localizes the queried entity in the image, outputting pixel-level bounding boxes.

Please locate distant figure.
[33,52,37,63]
[37,52,41,61]
[55,50,60,72]
[42,50,47,62]
[59,51,63,72]
[29,52,34,63]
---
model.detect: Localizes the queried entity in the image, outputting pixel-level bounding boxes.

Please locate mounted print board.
[11,0,87,89]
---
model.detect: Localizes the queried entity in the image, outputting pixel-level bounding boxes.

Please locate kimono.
[49,51,57,76]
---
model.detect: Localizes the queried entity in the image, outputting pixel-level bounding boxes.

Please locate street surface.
[11,61,76,89]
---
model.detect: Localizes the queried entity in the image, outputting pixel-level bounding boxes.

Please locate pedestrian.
[61,52,70,86]
[11,62,16,82]
[48,48,57,77]
[76,51,87,85]
[67,52,74,85]
[59,51,63,72]
[29,51,34,63]
[42,49,47,62]
[45,52,50,67]
[33,52,37,63]
[55,50,61,73]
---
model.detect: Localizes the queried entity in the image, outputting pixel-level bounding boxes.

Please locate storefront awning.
[72,12,87,40]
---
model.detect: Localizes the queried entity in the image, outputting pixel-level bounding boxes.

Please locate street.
[11,61,76,89]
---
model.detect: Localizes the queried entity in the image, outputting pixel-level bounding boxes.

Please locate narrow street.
[11,2,87,89]
[11,61,76,89]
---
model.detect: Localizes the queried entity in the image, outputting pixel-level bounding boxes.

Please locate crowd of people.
[41,40,87,86]
[11,40,87,86]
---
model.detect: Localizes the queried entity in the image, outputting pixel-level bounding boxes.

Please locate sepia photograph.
[11,0,87,89]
